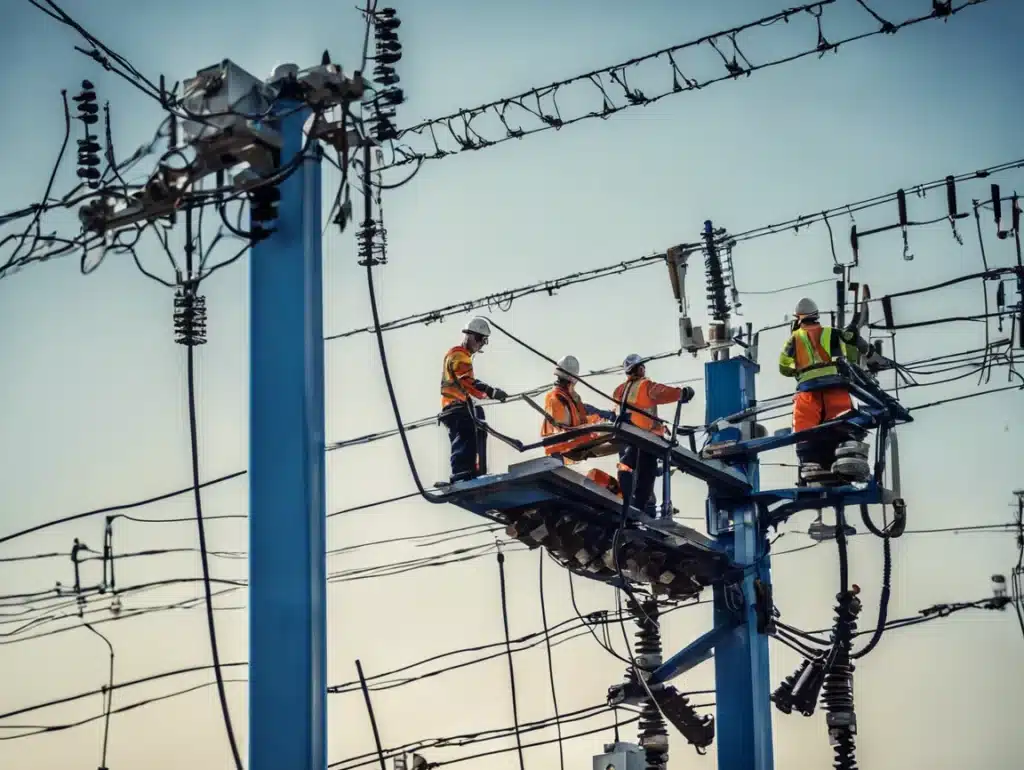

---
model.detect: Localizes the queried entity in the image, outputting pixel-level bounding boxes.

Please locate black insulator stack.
[702,220,730,322]
[821,590,862,770]
[774,654,828,718]
[174,282,208,346]
[633,597,662,658]
[73,80,102,189]
[630,598,667,770]
[771,658,809,714]
[357,219,387,266]
[638,698,668,770]
[790,657,828,717]
[370,8,404,142]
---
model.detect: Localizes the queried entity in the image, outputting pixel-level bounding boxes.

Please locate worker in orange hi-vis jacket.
[538,355,621,496]
[613,354,695,515]
[439,316,508,483]
[539,354,616,457]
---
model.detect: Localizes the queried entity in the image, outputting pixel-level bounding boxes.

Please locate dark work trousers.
[617,445,658,514]
[440,402,488,480]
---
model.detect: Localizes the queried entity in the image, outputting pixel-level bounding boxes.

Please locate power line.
[1,337,1015,553]
[324,253,664,341]
[377,0,992,170]
[0,609,620,721]
[325,156,1024,342]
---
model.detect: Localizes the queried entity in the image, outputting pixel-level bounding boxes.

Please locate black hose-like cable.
[185,340,244,770]
[496,550,526,770]
[361,142,444,504]
[538,552,565,770]
[852,535,890,660]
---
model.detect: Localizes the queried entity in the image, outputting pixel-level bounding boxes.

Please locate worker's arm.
[646,381,689,405]
[779,334,798,378]
[583,402,617,421]
[838,327,866,364]
[543,392,573,430]
[449,352,507,400]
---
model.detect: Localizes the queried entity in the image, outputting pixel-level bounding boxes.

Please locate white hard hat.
[554,354,580,378]
[623,353,645,374]
[794,298,819,317]
[462,316,491,338]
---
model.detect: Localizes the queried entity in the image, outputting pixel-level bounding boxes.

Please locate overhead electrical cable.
[325,157,1024,342]
[377,0,992,170]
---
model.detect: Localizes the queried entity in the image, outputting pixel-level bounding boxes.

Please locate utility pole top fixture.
[77,57,366,236]
[666,221,754,363]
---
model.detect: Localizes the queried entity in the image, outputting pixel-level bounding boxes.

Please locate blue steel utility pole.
[702,220,775,770]
[75,55,364,770]
[249,97,327,770]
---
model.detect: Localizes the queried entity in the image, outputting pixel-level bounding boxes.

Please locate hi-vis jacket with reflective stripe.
[540,384,603,457]
[779,323,860,384]
[612,377,683,436]
[440,345,490,409]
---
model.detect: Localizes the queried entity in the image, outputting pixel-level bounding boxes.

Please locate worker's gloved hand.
[490,387,509,402]
[680,386,695,403]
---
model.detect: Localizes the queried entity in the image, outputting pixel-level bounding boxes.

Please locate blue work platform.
[437,455,735,601]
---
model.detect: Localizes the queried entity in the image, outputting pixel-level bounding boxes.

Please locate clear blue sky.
[1,1,1022,769]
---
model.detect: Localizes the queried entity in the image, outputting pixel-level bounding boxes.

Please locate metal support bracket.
[649,616,743,686]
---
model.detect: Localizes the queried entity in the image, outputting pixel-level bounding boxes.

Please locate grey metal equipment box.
[180,59,274,144]
[592,742,646,770]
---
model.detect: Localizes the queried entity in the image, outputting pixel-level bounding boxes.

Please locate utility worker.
[778,297,861,480]
[613,354,695,515]
[538,355,621,497]
[540,355,616,458]
[439,316,508,483]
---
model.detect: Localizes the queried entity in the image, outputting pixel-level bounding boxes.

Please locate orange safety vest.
[612,377,683,436]
[440,345,488,409]
[540,384,601,457]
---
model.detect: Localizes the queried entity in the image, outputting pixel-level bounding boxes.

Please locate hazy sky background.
[1,1,1023,769]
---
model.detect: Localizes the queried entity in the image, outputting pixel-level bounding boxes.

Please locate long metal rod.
[83,622,114,770]
[355,660,388,770]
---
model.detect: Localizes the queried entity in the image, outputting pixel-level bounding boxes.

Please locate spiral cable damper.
[631,598,668,770]
[821,589,862,770]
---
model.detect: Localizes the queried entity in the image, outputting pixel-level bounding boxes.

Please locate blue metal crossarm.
[614,423,751,492]
[648,617,742,686]
[704,408,882,460]
[760,481,895,527]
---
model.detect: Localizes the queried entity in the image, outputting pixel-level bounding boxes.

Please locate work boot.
[450,469,479,483]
